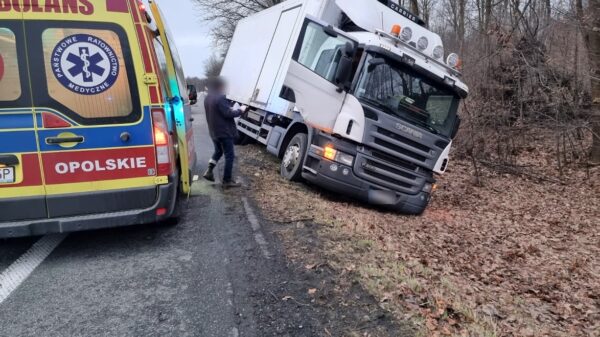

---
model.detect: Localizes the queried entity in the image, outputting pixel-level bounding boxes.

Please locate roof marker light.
[400,27,412,41]
[446,53,462,69]
[433,46,444,60]
[417,36,428,50]
[443,76,456,87]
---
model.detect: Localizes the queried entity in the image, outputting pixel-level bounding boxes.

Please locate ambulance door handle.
[46,136,84,145]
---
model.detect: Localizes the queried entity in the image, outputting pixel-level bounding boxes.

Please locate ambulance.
[0,0,197,237]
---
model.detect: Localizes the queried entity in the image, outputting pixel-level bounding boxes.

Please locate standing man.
[203,77,247,188]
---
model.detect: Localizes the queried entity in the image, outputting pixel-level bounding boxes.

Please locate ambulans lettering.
[51,34,119,95]
[0,0,93,14]
[55,157,148,174]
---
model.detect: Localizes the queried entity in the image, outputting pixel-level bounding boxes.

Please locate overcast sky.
[156,0,214,78]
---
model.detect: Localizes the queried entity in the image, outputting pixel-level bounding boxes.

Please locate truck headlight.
[336,152,354,166]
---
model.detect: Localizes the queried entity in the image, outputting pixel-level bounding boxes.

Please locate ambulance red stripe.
[149,85,160,104]
[135,25,153,73]
[5,154,43,187]
[127,0,140,22]
[42,147,157,185]
[145,29,164,99]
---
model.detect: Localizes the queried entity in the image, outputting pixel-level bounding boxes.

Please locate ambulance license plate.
[0,167,15,183]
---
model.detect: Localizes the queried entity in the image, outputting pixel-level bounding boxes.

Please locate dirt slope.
[237,143,599,337]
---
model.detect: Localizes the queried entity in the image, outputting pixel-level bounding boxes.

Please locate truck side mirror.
[334,42,356,92]
[335,55,353,92]
[451,116,461,139]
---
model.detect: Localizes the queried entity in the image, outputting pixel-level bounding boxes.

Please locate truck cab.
[221,0,468,214]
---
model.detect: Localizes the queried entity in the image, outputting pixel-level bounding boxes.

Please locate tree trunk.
[484,0,492,31]
[585,0,600,162]
[409,0,420,16]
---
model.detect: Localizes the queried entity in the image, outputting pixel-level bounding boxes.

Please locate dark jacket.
[204,91,243,139]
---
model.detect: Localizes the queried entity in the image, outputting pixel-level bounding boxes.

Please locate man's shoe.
[203,169,215,182]
[203,163,216,182]
[222,180,242,188]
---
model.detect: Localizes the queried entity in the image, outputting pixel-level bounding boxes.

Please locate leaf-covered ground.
[237,143,599,337]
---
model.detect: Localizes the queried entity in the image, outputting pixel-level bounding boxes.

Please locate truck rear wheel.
[280,133,307,181]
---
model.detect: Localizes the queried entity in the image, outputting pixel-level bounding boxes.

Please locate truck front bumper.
[0,179,178,239]
[302,155,431,215]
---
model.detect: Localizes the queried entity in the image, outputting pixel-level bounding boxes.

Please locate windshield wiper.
[359,97,440,135]
[358,97,397,116]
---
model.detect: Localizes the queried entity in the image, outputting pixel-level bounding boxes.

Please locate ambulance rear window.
[0,28,21,102]
[41,28,134,122]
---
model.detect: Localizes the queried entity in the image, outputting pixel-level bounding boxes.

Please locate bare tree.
[204,54,224,78]
[583,0,600,162]
[193,0,284,49]
[409,0,420,16]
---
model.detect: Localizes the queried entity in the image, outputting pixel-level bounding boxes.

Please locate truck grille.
[366,125,438,170]
[354,153,425,195]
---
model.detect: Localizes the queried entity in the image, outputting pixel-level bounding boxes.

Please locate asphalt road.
[0,105,276,337]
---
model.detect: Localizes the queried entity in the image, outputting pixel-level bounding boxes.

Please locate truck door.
[24,21,159,218]
[0,20,48,222]
[149,1,196,194]
[284,18,358,132]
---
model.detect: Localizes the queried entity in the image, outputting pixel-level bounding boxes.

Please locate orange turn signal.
[323,145,337,161]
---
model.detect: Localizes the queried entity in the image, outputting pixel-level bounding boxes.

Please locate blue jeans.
[210,137,235,182]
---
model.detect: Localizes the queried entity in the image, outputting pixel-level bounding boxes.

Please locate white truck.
[221,0,468,214]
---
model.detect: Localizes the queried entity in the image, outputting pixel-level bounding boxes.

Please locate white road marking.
[241,197,271,259]
[0,234,67,304]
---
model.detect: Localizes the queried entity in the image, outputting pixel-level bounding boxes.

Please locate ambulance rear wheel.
[280,133,307,182]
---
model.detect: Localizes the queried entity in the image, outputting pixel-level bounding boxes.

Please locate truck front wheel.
[280,133,307,181]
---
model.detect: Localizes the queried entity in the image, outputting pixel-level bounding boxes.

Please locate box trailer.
[221,0,468,214]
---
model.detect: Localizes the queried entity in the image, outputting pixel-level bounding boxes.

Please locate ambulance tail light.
[152,108,174,176]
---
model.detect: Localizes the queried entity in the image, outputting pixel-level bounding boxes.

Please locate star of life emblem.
[51,34,119,95]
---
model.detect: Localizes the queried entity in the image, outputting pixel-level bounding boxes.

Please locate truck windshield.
[355,53,459,137]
